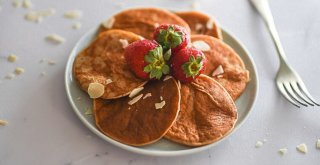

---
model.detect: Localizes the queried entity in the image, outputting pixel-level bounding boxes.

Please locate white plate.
[65,25,259,156]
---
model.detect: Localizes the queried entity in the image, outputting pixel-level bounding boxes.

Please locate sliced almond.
[296,143,308,154]
[72,22,82,29]
[5,73,15,79]
[119,39,129,48]
[22,0,32,9]
[14,67,25,75]
[212,65,224,77]
[84,107,93,115]
[128,94,143,105]
[316,139,320,149]
[12,0,22,8]
[105,79,112,85]
[195,23,203,31]
[160,96,163,101]
[102,17,115,29]
[7,54,18,62]
[163,75,173,81]
[129,87,144,98]
[192,41,210,51]
[48,60,56,65]
[206,18,214,29]
[278,148,288,155]
[191,2,200,9]
[87,82,105,98]
[64,10,82,19]
[0,119,8,126]
[177,80,181,90]
[143,93,152,99]
[25,11,42,23]
[46,34,65,44]
[155,101,166,110]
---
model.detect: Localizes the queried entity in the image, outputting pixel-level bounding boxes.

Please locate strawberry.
[124,39,171,80]
[171,47,207,83]
[153,24,190,53]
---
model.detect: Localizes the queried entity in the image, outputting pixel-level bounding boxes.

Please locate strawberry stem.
[157,26,182,51]
[143,46,171,79]
[182,56,203,78]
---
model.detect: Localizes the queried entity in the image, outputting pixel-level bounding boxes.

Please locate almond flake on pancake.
[119,39,129,48]
[46,34,65,44]
[212,65,224,77]
[206,18,214,29]
[102,17,115,29]
[105,79,112,84]
[154,23,159,28]
[88,82,105,98]
[129,87,144,98]
[143,93,152,99]
[64,10,82,19]
[155,100,166,110]
[160,96,163,101]
[138,36,144,40]
[128,94,143,105]
[163,75,173,81]
[195,23,203,31]
[177,80,181,89]
[0,119,8,126]
[192,41,210,51]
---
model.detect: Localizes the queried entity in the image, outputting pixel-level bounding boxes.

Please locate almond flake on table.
[76,97,81,100]
[278,148,288,155]
[128,94,143,105]
[14,67,25,75]
[84,107,92,115]
[316,139,320,149]
[40,71,46,77]
[7,54,18,62]
[212,65,224,77]
[25,11,42,23]
[192,41,210,51]
[191,2,200,9]
[296,143,308,154]
[129,87,144,98]
[46,34,65,44]
[72,22,82,29]
[155,100,166,110]
[38,8,56,17]
[64,10,82,19]
[0,119,8,126]
[22,0,33,9]
[143,93,152,99]
[12,0,22,8]
[48,60,56,65]
[119,39,129,48]
[88,82,105,98]
[255,141,263,148]
[102,17,115,29]
[5,73,15,80]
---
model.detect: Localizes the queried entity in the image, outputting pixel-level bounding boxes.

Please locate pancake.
[165,75,237,146]
[176,11,223,39]
[100,8,191,39]
[93,78,180,146]
[73,29,147,99]
[191,35,249,100]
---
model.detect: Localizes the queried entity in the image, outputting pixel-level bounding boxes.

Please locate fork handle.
[250,0,287,63]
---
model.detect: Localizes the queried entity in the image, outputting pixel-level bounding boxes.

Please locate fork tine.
[297,82,320,106]
[277,82,300,108]
[283,82,308,107]
[290,82,314,106]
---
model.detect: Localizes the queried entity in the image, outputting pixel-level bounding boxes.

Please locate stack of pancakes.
[73,8,250,147]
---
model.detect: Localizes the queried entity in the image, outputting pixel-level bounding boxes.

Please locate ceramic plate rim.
[65,25,259,157]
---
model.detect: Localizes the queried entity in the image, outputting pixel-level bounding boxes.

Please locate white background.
[1,0,320,164]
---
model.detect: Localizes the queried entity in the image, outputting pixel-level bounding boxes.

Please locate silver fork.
[250,0,320,108]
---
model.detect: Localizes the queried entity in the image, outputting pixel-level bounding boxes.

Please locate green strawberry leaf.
[181,55,203,78]
[164,49,171,61]
[156,25,183,51]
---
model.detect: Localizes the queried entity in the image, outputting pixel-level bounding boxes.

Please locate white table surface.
[1,0,320,164]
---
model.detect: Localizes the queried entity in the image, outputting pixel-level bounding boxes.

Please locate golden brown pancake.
[93,78,180,146]
[165,75,237,146]
[176,11,223,40]
[100,8,191,39]
[191,35,249,100]
[73,30,147,99]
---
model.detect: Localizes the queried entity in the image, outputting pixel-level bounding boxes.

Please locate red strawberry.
[124,39,171,80]
[171,47,207,83]
[153,24,190,53]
